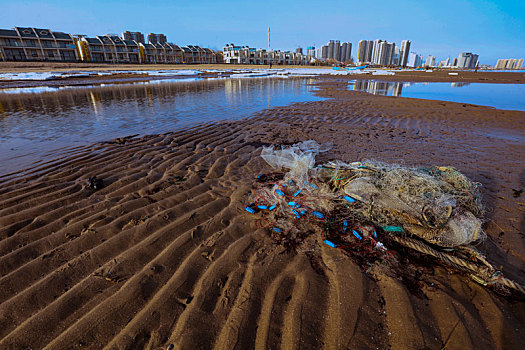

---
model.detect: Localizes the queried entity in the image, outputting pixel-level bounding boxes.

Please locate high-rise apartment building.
[457,52,479,69]
[122,31,145,44]
[306,46,315,58]
[399,40,411,67]
[319,40,351,62]
[340,42,352,63]
[319,45,329,59]
[425,55,436,67]
[326,40,341,60]
[382,42,395,65]
[495,58,523,69]
[407,52,423,67]
[392,46,400,66]
[371,39,384,64]
[147,33,167,44]
[372,40,394,65]
[357,40,373,63]
[372,40,395,65]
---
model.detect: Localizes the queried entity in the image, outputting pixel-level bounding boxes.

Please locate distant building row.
[495,58,523,70]
[357,39,411,66]
[316,40,352,63]
[223,44,307,65]
[0,27,218,64]
[78,36,217,64]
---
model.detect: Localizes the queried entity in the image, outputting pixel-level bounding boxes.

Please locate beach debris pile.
[246,140,524,295]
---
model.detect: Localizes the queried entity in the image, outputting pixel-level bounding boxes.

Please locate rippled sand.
[0,80,524,349]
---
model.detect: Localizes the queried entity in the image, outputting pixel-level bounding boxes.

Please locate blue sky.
[2,0,524,65]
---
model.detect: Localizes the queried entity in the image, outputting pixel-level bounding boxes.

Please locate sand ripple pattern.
[1,87,524,349]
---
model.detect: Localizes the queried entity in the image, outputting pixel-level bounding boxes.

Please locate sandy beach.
[1,62,524,90]
[0,76,524,349]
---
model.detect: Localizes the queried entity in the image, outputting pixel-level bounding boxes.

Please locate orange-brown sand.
[0,80,524,349]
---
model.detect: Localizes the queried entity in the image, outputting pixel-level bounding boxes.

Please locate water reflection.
[349,80,524,111]
[352,80,404,96]
[451,82,470,88]
[0,77,321,175]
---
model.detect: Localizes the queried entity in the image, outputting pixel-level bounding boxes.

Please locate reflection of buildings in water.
[0,77,316,147]
[224,79,244,105]
[353,80,402,96]
[392,82,403,97]
[403,82,414,88]
[89,91,102,116]
[224,77,307,107]
[353,80,369,92]
[451,82,470,88]
[369,81,392,96]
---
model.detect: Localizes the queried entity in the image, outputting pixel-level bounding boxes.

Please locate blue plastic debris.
[273,227,282,233]
[373,230,377,238]
[245,207,255,214]
[288,201,297,206]
[382,226,404,232]
[352,230,363,240]
[312,211,324,219]
[257,205,268,210]
[293,190,302,197]
[268,205,276,211]
[304,181,318,189]
[300,210,307,215]
[324,239,337,248]
[343,195,356,203]
[343,220,348,231]
[275,189,285,197]
[292,209,301,218]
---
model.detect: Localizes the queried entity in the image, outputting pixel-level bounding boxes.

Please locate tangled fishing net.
[246,141,524,295]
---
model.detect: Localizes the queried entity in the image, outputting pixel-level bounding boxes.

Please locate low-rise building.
[223,43,307,65]
[0,27,79,61]
[78,35,140,63]
[0,26,220,65]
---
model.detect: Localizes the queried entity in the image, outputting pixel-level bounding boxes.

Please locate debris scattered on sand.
[246,141,525,295]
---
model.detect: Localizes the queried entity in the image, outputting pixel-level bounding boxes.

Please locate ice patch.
[371,70,396,76]
[0,69,202,81]
[126,70,202,76]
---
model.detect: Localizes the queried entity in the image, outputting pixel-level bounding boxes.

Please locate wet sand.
[0,79,524,349]
[351,70,525,84]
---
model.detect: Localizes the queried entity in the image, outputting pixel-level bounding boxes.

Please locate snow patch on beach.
[127,70,203,76]
[0,68,400,81]
[371,70,396,76]
[0,69,202,81]
[0,71,97,81]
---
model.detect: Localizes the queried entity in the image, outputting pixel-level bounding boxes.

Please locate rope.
[390,235,525,295]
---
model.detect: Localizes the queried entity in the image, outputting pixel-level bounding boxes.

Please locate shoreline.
[0,63,524,90]
[0,78,524,349]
